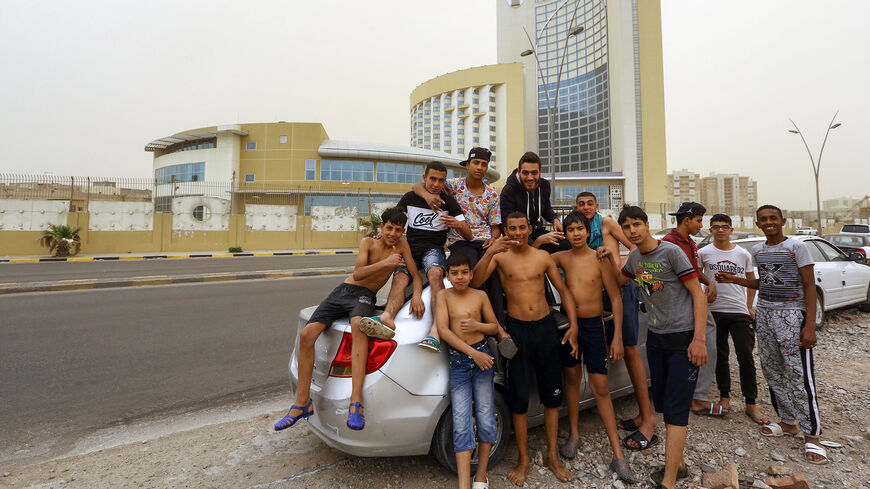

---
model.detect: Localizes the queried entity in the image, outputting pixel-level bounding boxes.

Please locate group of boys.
[274,148,827,489]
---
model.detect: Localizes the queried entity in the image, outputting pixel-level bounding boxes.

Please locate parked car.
[824,233,870,264]
[841,224,870,234]
[795,227,818,236]
[731,236,870,327]
[285,277,648,472]
[652,227,710,245]
[696,231,761,249]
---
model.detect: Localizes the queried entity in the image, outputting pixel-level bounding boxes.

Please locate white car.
[732,236,870,327]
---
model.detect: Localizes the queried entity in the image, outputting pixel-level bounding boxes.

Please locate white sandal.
[471,477,489,489]
[805,442,829,465]
[760,423,799,438]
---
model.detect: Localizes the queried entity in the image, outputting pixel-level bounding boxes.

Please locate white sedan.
[732,236,870,327]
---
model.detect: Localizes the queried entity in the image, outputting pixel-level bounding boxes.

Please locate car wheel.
[859,284,870,312]
[431,388,512,474]
[815,291,825,330]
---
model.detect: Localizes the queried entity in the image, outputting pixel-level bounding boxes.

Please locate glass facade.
[304,195,398,216]
[377,162,421,184]
[155,162,205,185]
[535,0,611,175]
[305,159,317,180]
[555,184,609,208]
[320,160,374,182]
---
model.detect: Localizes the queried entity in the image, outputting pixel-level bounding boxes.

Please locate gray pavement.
[0,254,358,284]
[0,276,343,466]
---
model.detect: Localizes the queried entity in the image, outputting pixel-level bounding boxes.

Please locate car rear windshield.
[830,235,863,246]
[842,224,869,233]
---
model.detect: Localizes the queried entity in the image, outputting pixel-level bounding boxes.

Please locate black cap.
[459,147,492,167]
[668,201,707,216]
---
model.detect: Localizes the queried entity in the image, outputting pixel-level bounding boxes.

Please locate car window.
[734,240,762,253]
[813,240,846,261]
[842,224,869,233]
[803,241,827,262]
[831,235,862,246]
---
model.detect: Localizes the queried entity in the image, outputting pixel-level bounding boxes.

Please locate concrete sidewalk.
[0,248,359,263]
[0,266,355,295]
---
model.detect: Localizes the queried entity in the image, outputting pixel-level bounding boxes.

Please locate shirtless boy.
[274,207,423,432]
[552,211,636,483]
[575,192,657,449]
[471,212,579,486]
[435,253,500,489]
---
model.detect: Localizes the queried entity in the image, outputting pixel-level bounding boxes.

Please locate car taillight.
[329,332,397,378]
[859,249,866,258]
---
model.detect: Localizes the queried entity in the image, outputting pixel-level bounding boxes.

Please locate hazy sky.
[1,1,866,210]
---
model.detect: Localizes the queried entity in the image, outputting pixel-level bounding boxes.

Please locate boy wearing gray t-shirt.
[716,205,826,465]
[600,206,708,489]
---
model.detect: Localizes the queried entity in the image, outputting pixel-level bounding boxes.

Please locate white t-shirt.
[699,244,753,314]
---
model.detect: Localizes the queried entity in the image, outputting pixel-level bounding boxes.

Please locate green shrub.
[229,246,243,253]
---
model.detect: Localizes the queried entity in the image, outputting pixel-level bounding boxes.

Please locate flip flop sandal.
[610,459,638,484]
[622,430,659,451]
[617,418,639,431]
[559,437,581,459]
[417,335,440,352]
[760,423,800,438]
[805,442,829,465]
[650,465,688,485]
[471,477,489,489]
[745,411,770,425]
[691,402,726,416]
[347,402,365,431]
[274,399,314,431]
[359,316,395,340]
[497,337,518,359]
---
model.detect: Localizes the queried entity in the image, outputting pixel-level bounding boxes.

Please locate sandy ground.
[2,308,869,489]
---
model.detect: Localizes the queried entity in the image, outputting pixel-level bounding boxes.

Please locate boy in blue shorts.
[553,211,637,483]
[435,253,500,489]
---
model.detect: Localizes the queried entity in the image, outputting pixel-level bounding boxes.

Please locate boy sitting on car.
[274,207,423,432]
[435,253,500,489]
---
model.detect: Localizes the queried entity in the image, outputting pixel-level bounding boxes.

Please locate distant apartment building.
[699,173,758,214]
[666,169,700,210]
[823,196,858,212]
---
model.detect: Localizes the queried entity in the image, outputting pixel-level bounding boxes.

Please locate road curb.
[0,250,359,264]
[0,267,354,295]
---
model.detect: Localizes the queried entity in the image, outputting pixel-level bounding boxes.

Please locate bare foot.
[625,421,656,449]
[547,453,572,482]
[507,458,530,487]
[718,396,731,412]
[805,436,827,463]
[379,312,396,330]
[744,404,769,424]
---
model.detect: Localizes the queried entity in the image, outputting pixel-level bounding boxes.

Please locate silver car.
[286,277,648,471]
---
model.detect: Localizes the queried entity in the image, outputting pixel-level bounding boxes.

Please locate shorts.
[560,316,611,374]
[448,340,497,452]
[394,247,447,277]
[647,331,699,427]
[308,283,377,326]
[601,282,639,347]
[504,312,563,414]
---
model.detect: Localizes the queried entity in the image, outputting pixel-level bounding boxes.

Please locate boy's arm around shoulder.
[603,216,634,250]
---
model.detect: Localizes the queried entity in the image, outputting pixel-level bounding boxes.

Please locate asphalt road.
[0,255,358,284]
[0,275,344,465]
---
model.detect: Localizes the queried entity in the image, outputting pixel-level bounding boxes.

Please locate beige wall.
[637,0,668,205]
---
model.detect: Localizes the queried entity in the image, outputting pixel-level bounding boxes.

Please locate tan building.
[666,169,700,211]
[699,173,758,214]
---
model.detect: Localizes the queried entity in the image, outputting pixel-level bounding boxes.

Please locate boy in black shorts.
[552,211,636,483]
[274,207,423,432]
[600,206,708,489]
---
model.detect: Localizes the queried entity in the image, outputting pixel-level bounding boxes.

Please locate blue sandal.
[417,335,440,353]
[347,402,365,431]
[274,399,314,431]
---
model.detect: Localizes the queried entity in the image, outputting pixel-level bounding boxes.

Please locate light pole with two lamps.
[520,0,585,203]
[787,111,842,236]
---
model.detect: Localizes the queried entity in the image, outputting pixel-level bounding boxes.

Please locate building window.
[155,162,205,185]
[305,195,397,216]
[377,162,421,184]
[305,159,317,180]
[279,135,288,144]
[246,141,257,150]
[244,173,255,183]
[320,160,374,182]
[193,205,211,222]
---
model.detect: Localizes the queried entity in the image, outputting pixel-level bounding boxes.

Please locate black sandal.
[622,430,659,451]
[617,418,638,431]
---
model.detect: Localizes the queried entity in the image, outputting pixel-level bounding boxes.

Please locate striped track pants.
[756,307,822,437]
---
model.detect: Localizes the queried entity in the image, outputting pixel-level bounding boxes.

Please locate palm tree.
[358,214,382,238]
[39,224,82,257]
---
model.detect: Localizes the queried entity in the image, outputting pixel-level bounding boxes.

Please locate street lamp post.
[520,0,584,204]
[788,111,842,236]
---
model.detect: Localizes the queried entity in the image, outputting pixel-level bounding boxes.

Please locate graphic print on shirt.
[406,205,448,232]
[707,260,744,276]
[757,250,802,303]
[634,261,665,295]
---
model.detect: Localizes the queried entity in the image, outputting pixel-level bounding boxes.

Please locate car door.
[802,240,842,308]
[814,239,865,303]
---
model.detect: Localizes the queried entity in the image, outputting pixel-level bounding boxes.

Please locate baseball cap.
[459,147,492,167]
[668,201,706,216]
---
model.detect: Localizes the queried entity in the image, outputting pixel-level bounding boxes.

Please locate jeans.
[448,341,498,452]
